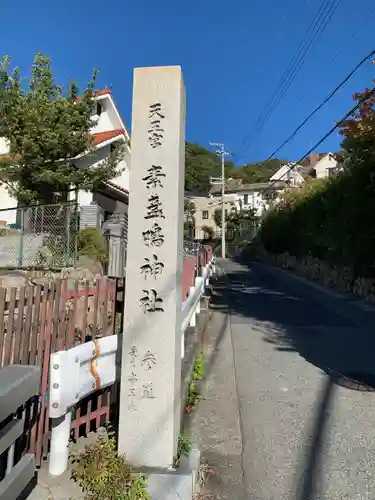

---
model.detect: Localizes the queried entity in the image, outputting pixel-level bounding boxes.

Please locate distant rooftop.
[210,178,287,195]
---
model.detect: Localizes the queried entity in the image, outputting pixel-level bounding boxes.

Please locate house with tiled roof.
[209,177,287,218]
[0,89,131,228]
[74,89,131,230]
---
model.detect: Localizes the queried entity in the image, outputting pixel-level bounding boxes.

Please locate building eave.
[102,181,129,201]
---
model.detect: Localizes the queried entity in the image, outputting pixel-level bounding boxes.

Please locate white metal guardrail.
[48,258,214,476]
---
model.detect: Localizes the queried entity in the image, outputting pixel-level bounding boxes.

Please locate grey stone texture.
[213,258,375,499]
[118,66,186,468]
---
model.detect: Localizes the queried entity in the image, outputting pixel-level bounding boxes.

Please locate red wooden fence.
[0,244,212,467]
[0,277,122,467]
[182,245,212,301]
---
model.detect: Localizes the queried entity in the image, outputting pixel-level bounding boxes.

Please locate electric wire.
[262,87,375,193]
[239,0,342,154]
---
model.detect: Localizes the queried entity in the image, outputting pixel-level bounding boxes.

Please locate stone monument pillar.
[118,66,186,468]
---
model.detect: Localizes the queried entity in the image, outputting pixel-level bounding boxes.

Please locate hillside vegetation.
[185,142,286,193]
[260,82,375,277]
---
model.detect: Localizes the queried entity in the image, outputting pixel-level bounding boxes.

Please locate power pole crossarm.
[209,142,230,259]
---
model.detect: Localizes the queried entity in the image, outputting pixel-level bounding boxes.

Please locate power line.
[256,48,375,166]
[209,142,230,259]
[331,4,375,63]
[241,0,342,152]
[277,0,308,48]
[239,0,342,154]
[263,86,375,193]
[293,4,375,106]
[240,0,333,149]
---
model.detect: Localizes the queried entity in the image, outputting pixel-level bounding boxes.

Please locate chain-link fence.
[0,203,78,269]
[183,240,201,256]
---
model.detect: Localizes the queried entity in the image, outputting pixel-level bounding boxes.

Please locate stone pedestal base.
[146,448,201,500]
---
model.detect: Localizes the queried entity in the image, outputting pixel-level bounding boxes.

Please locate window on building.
[243,194,249,205]
[202,210,209,219]
[110,142,118,153]
[96,102,102,116]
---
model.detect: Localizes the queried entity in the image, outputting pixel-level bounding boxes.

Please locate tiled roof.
[93,89,111,97]
[77,88,129,133]
[92,129,125,146]
[210,179,286,195]
[104,180,129,195]
[76,88,111,100]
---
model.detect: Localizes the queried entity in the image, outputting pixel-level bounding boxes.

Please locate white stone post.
[118,66,186,468]
[107,223,125,278]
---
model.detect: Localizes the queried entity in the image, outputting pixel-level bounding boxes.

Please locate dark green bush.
[77,227,108,263]
[260,161,375,277]
[71,432,149,500]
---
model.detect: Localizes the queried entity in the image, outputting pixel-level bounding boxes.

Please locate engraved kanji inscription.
[145,193,165,220]
[142,222,165,248]
[128,372,138,384]
[128,387,136,397]
[140,289,164,313]
[140,254,164,279]
[129,346,138,368]
[149,102,165,120]
[148,103,165,148]
[142,350,157,371]
[142,165,166,189]
[142,382,156,399]
[148,122,164,148]
[128,399,137,412]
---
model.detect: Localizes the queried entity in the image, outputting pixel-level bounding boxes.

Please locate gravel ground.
[216,259,375,500]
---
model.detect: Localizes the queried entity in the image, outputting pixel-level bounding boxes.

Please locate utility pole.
[209,142,230,259]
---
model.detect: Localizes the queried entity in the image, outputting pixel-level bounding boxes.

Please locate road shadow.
[211,259,375,498]
[294,375,336,500]
[213,259,375,389]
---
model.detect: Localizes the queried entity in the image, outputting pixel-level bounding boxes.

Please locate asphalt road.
[216,259,375,500]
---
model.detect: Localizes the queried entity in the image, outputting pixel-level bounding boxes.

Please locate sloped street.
[197,259,375,500]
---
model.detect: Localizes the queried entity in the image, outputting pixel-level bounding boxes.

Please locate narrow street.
[203,259,375,500]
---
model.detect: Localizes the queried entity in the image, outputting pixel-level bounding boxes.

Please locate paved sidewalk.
[188,286,245,499]
[28,464,83,500]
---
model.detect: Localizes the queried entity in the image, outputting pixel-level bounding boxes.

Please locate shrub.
[173,432,192,468]
[71,432,150,500]
[192,354,205,381]
[185,354,205,411]
[186,381,200,407]
[77,228,108,263]
[259,79,375,278]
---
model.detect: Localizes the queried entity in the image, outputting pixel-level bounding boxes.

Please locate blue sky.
[1,0,374,165]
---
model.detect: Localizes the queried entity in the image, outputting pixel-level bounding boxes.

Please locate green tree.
[184,198,196,222]
[184,198,196,240]
[201,224,214,240]
[259,76,375,276]
[0,53,123,205]
[213,207,224,228]
[231,158,287,184]
[213,204,257,235]
[185,142,234,194]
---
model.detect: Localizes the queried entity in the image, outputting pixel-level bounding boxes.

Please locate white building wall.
[90,100,114,134]
[113,158,130,192]
[0,138,10,155]
[75,143,130,197]
[236,191,265,217]
[270,164,304,185]
[0,184,18,225]
[106,97,126,133]
[315,154,338,179]
[77,190,93,206]
[75,145,110,170]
